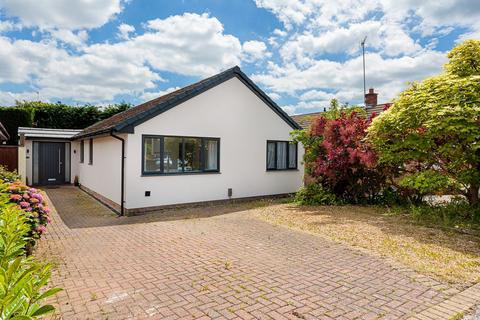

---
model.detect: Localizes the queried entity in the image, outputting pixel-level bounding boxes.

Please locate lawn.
[253,202,480,288]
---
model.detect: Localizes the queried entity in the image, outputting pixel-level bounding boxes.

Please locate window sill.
[141,171,221,177]
[266,168,299,172]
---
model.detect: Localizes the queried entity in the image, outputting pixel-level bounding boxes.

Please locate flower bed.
[7,182,51,249]
[0,168,60,319]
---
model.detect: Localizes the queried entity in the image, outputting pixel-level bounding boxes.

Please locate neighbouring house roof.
[18,127,82,139]
[365,103,390,118]
[0,121,9,141]
[291,112,325,130]
[74,66,301,139]
[292,103,392,130]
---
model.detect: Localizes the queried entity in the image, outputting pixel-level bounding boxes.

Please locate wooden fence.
[0,146,18,171]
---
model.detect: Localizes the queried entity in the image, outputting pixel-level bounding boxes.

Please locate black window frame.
[88,138,93,165]
[80,140,84,163]
[266,140,298,171]
[142,135,220,176]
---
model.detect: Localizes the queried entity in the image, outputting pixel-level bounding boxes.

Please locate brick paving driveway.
[38,187,454,320]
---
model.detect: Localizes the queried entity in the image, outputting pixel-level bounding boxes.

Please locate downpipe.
[110,131,125,216]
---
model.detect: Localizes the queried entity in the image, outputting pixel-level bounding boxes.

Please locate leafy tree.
[295,110,383,203]
[367,40,480,205]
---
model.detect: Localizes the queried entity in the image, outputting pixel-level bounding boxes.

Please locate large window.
[267,140,297,170]
[142,135,220,175]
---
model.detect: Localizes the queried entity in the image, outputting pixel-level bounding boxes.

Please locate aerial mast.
[361,36,367,106]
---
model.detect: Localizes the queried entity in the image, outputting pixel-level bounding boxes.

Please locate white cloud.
[48,29,88,47]
[251,0,480,114]
[300,90,334,101]
[140,87,180,101]
[0,13,265,104]
[266,91,281,100]
[0,91,41,105]
[242,40,271,61]
[138,13,242,76]
[0,0,123,30]
[0,20,22,33]
[117,23,135,40]
[253,50,447,113]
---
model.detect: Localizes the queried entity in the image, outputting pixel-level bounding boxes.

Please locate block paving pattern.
[37,187,462,319]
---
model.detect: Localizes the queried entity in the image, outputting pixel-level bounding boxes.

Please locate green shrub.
[295,184,339,205]
[409,199,480,229]
[0,107,34,145]
[0,205,61,319]
[372,187,411,206]
[398,170,456,197]
[0,166,21,183]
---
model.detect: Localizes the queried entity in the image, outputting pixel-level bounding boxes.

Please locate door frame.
[31,139,71,186]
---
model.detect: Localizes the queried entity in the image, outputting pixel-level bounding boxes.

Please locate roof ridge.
[75,65,299,139]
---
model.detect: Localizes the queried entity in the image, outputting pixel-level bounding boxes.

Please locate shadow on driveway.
[45,185,287,229]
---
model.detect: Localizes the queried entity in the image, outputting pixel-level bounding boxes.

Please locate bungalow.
[18,66,304,215]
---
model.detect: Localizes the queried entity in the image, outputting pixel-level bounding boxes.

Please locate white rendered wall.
[123,77,304,209]
[24,140,32,185]
[70,140,79,183]
[76,135,124,205]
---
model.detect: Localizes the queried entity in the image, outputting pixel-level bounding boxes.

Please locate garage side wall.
[124,77,304,210]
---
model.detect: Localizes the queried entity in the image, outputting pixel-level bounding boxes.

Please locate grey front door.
[38,142,65,185]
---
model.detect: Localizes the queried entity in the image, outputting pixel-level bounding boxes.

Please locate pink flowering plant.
[6,181,51,246]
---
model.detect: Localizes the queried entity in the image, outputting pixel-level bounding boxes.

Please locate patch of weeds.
[259,293,268,301]
[224,261,232,270]
[375,312,386,319]
[287,300,295,306]
[90,292,98,301]
[449,311,465,320]
[227,307,235,313]
[200,284,210,292]
[239,284,247,290]
[292,311,306,319]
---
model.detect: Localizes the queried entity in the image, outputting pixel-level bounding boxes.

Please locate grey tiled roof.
[75,66,300,139]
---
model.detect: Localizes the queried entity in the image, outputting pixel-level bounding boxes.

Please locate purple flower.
[10,194,22,202]
[25,207,32,212]
[19,201,30,209]
[32,193,43,202]
[36,225,47,234]
[43,207,51,214]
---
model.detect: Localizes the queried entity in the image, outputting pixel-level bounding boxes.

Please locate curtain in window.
[267,142,276,169]
[205,140,218,170]
[288,143,296,168]
[276,142,287,169]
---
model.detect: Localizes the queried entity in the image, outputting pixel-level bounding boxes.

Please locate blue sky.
[0,0,479,114]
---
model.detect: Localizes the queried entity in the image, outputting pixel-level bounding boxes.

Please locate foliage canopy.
[367,39,480,205]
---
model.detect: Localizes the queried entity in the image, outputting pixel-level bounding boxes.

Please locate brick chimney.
[365,88,378,107]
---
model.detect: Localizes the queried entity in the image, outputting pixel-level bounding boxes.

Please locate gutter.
[110,130,125,216]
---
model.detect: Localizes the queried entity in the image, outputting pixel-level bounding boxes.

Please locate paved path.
[38,187,455,319]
